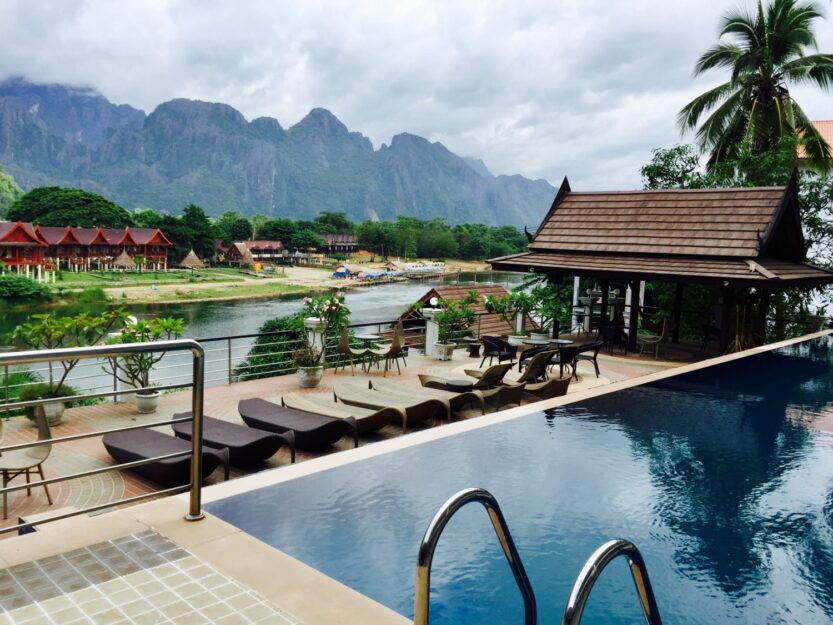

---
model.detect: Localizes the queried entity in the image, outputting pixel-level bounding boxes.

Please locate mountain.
[0,78,555,226]
[0,165,23,215]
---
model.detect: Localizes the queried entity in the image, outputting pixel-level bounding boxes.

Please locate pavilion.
[489,174,833,352]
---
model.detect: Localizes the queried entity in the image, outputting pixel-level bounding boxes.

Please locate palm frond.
[678,81,738,130]
[695,44,744,75]
[781,53,833,88]
[694,87,749,150]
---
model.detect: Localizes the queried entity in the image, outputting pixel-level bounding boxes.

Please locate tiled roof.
[34,226,71,245]
[0,222,45,246]
[129,227,172,246]
[490,251,833,286]
[321,233,358,245]
[71,227,108,245]
[530,186,788,258]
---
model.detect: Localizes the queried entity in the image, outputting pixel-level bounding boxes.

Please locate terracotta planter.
[435,342,455,361]
[135,391,161,414]
[297,365,325,388]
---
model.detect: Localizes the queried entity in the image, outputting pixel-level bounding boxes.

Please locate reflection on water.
[207,335,833,625]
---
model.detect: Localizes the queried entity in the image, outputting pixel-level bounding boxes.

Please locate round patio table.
[445,379,474,393]
[523,339,550,347]
[459,337,481,358]
[548,339,574,346]
[354,333,381,346]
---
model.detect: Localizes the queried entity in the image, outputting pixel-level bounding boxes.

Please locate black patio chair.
[550,345,579,380]
[599,324,628,355]
[575,340,603,377]
[479,336,517,367]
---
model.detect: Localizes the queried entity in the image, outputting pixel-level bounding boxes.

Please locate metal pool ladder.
[413,488,663,625]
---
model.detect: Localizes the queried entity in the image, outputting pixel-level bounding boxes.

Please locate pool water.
[207,337,833,625]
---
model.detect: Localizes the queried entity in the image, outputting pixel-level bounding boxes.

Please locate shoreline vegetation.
[3,260,489,308]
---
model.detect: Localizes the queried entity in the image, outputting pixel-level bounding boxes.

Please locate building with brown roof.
[798,120,833,162]
[400,284,537,338]
[226,240,284,265]
[320,233,358,255]
[489,175,833,351]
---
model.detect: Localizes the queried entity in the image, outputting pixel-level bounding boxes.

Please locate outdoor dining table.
[523,339,550,347]
[354,333,381,347]
[548,339,574,347]
[459,336,481,358]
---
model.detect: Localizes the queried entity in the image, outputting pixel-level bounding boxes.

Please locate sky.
[0,0,831,190]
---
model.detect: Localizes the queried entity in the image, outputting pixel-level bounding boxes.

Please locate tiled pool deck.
[0,339,719,624]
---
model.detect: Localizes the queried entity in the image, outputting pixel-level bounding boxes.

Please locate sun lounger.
[332,381,447,432]
[102,429,230,487]
[238,398,358,450]
[519,376,571,401]
[369,378,485,416]
[171,413,295,466]
[282,392,402,434]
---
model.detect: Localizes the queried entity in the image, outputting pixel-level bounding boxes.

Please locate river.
[1,271,524,393]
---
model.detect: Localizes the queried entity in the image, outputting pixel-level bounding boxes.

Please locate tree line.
[5,185,528,262]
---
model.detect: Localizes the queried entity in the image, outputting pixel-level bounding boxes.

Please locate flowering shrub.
[295,294,351,367]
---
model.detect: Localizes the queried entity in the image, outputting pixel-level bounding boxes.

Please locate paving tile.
[89,608,125,624]
[48,606,85,623]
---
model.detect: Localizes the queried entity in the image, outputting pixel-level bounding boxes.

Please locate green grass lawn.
[52,268,247,289]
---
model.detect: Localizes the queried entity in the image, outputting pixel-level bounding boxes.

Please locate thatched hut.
[179,249,206,270]
[113,250,137,270]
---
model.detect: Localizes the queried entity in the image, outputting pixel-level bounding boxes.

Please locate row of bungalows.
[0,222,172,276]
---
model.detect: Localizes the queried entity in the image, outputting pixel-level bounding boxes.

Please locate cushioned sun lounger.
[102,429,230,487]
[238,398,358,450]
[281,392,401,434]
[171,413,295,466]
[333,381,447,432]
[369,378,485,416]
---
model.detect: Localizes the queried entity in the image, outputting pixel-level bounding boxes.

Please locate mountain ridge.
[0,78,554,226]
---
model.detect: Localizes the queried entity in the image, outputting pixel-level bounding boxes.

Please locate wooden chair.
[335,327,369,375]
[1,410,53,520]
[369,323,406,376]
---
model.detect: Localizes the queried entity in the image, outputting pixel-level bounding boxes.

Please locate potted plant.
[9,309,129,425]
[530,284,572,340]
[484,291,535,345]
[293,294,350,387]
[104,316,185,413]
[18,382,79,426]
[433,298,476,361]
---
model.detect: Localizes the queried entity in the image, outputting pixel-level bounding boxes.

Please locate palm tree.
[679,0,833,170]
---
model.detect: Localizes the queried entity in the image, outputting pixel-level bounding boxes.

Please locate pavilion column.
[600,279,610,323]
[671,283,684,344]
[627,280,639,352]
[718,284,734,354]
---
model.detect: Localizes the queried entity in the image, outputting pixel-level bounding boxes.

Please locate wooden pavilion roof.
[491,175,833,287]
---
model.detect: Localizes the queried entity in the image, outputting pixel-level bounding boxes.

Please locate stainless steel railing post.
[227,337,232,385]
[186,343,205,521]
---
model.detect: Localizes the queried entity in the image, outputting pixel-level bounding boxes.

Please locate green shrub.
[0,368,41,417]
[18,382,79,418]
[0,275,52,302]
[76,287,106,303]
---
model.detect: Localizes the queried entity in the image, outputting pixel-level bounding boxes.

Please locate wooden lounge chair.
[370,378,486,417]
[282,392,402,434]
[0,411,52,520]
[335,327,369,375]
[333,381,447,432]
[102,429,230,487]
[520,375,571,401]
[238,398,358,450]
[171,413,296,466]
[479,336,517,367]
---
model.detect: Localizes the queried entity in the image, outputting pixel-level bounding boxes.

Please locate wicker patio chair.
[335,327,369,375]
[238,398,358,450]
[371,378,485,417]
[282,392,402,434]
[575,340,603,377]
[479,336,517,367]
[333,381,447,431]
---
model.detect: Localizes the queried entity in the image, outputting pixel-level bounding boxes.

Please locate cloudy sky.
[1,0,832,190]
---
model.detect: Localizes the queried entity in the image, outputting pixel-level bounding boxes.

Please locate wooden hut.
[489,175,833,351]
[179,249,206,270]
[112,250,137,271]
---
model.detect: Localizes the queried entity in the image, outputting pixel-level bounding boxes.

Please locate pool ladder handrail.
[413,487,537,625]
[414,488,664,625]
[561,539,663,625]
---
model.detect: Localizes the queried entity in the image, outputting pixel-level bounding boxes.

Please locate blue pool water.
[207,337,833,624]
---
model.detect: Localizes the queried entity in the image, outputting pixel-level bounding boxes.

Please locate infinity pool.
[207,337,833,625]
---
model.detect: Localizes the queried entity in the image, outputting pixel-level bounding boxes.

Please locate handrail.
[0,338,206,532]
[561,539,663,625]
[414,487,536,625]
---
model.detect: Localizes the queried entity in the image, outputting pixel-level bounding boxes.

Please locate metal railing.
[561,539,663,625]
[0,339,206,534]
[414,487,536,625]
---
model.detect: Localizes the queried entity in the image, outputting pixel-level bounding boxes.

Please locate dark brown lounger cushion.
[102,429,229,487]
[171,413,295,466]
[238,398,358,451]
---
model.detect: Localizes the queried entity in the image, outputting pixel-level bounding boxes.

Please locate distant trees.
[8,187,134,227]
[215,210,253,243]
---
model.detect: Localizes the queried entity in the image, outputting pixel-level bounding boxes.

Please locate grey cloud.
[0,0,831,192]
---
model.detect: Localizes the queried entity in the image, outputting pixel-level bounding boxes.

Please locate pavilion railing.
[0,339,206,535]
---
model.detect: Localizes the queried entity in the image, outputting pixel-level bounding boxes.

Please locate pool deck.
[0,336,740,625]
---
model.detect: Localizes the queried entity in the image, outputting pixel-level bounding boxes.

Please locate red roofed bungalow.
[0,222,50,280]
[226,240,284,264]
[34,225,83,269]
[128,228,172,270]
[71,227,114,269]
